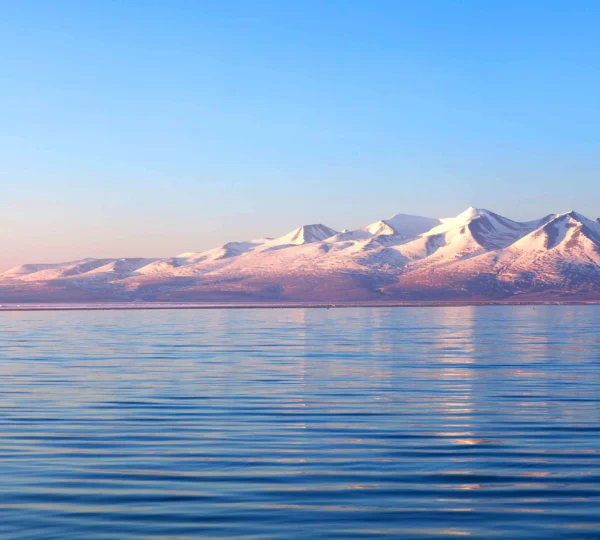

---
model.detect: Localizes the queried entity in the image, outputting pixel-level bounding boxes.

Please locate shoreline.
[0,300,599,311]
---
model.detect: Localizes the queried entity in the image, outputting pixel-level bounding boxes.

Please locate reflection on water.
[0,306,599,539]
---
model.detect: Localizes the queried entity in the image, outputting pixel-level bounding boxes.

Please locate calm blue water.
[0,306,599,539]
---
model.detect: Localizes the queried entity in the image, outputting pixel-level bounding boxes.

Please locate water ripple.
[0,306,599,539]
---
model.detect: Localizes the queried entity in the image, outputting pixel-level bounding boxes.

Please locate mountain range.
[2,207,600,303]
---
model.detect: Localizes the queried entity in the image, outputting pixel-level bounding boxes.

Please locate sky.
[1,0,599,270]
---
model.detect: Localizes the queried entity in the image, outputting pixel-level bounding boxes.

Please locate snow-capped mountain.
[2,208,600,303]
[268,224,338,246]
[362,213,441,238]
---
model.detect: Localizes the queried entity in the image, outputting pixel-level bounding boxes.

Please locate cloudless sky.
[1,0,599,269]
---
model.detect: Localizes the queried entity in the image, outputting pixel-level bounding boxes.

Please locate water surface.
[1,306,599,538]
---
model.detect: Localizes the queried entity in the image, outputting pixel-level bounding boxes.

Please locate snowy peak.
[178,239,269,263]
[427,207,485,236]
[0,259,122,281]
[292,224,338,243]
[364,220,396,236]
[514,211,600,252]
[0,262,67,278]
[431,207,510,233]
[82,258,158,276]
[422,207,540,253]
[270,224,338,246]
[364,213,441,238]
[561,211,600,232]
[456,206,490,221]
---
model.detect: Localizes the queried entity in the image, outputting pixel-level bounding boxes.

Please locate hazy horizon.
[2,1,600,269]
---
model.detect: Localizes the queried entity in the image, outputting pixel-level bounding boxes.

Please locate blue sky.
[1,0,599,268]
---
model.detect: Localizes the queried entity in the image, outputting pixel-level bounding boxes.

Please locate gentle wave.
[1,306,599,538]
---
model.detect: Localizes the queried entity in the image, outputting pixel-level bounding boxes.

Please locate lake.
[0,306,599,539]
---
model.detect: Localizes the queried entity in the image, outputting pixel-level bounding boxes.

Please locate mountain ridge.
[2,207,600,302]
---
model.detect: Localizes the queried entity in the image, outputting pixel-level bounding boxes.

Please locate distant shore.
[0,300,599,311]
